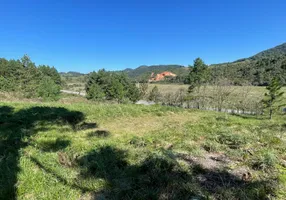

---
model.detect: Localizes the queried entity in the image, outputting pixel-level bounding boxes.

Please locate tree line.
[1,54,285,119]
[0,55,62,100]
[143,58,285,119]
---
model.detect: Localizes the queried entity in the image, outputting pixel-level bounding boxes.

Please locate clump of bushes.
[216,132,247,149]
[251,151,279,171]
[85,69,140,103]
[0,55,62,101]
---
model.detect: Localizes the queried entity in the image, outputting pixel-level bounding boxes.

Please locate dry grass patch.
[101,111,199,136]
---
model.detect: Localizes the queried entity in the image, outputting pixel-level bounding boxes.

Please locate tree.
[188,58,210,87]
[86,83,105,101]
[20,65,43,98]
[37,76,61,101]
[106,79,125,103]
[138,82,149,99]
[85,70,139,103]
[0,54,62,99]
[38,65,62,85]
[0,76,15,92]
[262,77,285,119]
[21,54,35,68]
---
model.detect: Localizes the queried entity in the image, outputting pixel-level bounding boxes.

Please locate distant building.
[149,71,177,82]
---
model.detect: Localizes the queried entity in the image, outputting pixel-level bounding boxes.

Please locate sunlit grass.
[0,101,285,199]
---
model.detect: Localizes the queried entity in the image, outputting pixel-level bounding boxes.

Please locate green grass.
[150,83,286,97]
[0,101,285,199]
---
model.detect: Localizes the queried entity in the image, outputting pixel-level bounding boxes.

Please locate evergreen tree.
[85,70,139,103]
[86,83,105,101]
[21,54,35,68]
[38,65,62,85]
[37,76,61,101]
[189,58,210,87]
[20,65,43,98]
[262,77,285,119]
[106,79,125,102]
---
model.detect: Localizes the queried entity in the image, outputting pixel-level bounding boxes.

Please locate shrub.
[0,76,16,92]
[37,76,61,101]
[148,86,161,103]
[216,132,247,149]
[86,83,105,101]
[86,70,140,103]
[252,151,278,170]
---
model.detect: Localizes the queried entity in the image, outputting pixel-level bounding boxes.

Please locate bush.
[252,151,278,170]
[85,70,140,103]
[216,132,247,149]
[37,76,61,101]
[0,76,16,92]
[148,86,161,103]
[86,83,105,101]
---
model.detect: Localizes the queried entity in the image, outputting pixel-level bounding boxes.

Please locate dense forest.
[0,55,62,100]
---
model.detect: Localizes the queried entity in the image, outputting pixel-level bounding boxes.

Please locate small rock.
[281,160,286,168]
[242,172,252,181]
[164,143,173,150]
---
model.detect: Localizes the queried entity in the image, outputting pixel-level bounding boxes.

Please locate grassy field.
[0,100,285,200]
[61,80,286,102]
[149,84,286,98]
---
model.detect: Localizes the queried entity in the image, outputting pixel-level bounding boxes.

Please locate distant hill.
[60,71,85,77]
[122,65,188,81]
[60,43,286,85]
[210,42,286,85]
[250,43,286,60]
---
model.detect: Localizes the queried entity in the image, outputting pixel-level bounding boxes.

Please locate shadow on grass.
[75,146,277,200]
[178,154,277,200]
[76,122,98,131]
[37,138,71,152]
[87,130,110,138]
[0,105,86,199]
[230,113,263,120]
[22,145,279,199]
[1,104,279,199]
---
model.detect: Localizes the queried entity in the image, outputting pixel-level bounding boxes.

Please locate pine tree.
[262,77,285,119]
[37,76,61,101]
[189,58,210,87]
[86,83,105,101]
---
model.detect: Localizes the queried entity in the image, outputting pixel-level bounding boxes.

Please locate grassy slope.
[0,101,285,200]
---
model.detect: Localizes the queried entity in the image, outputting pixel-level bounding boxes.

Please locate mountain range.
[61,42,286,84]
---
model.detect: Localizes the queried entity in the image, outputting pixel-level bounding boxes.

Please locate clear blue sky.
[0,0,285,73]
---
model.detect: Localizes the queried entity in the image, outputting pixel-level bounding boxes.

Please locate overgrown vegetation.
[1,43,286,199]
[0,54,62,100]
[0,102,285,199]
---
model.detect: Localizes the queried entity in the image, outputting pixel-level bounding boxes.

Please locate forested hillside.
[211,43,286,85]
[118,43,286,85]
[250,42,286,60]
